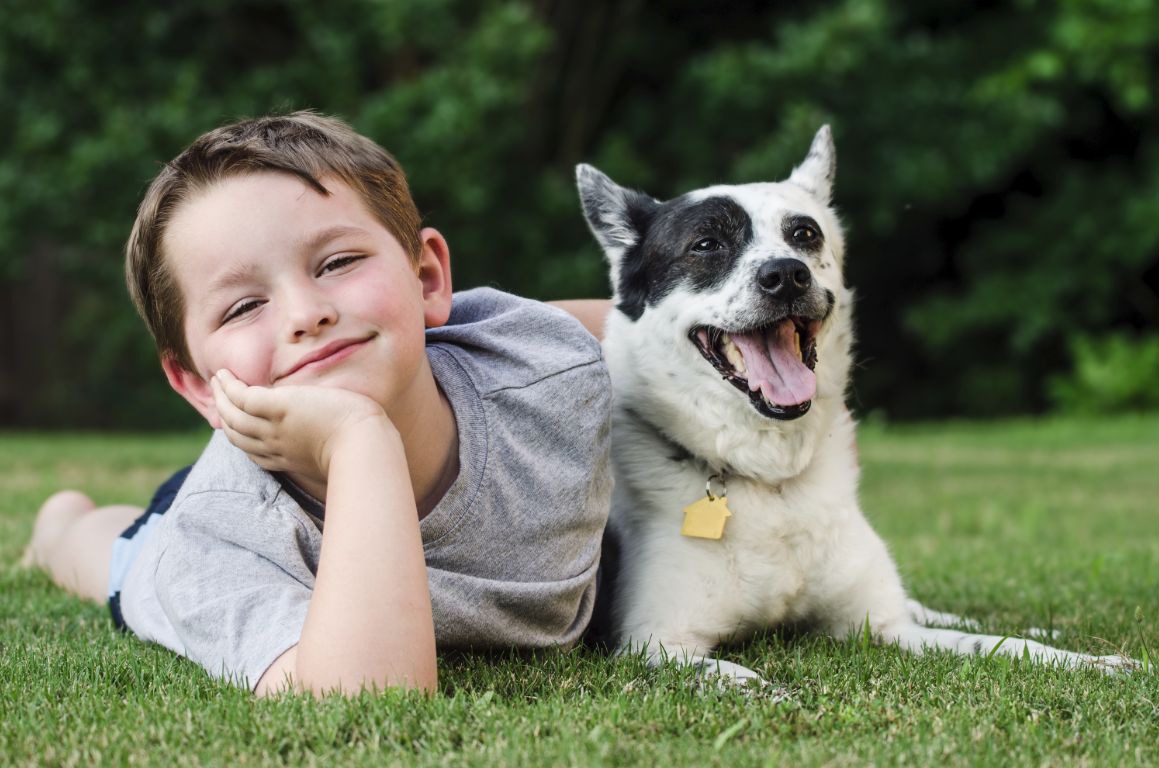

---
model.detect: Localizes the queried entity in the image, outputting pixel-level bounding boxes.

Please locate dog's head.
[577,126,847,422]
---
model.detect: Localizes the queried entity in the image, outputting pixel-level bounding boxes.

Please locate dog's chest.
[630,471,847,625]
[718,482,838,608]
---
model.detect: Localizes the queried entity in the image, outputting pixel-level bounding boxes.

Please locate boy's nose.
[285,295,338,339]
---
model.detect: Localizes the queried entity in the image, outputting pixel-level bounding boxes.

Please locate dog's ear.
[787,125,836,205]
[576,164,657,264]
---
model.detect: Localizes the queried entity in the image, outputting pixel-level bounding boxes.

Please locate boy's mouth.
[689,317,820,419]
[277,335,374,381]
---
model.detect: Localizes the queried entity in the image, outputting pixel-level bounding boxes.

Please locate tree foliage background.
[1,0,1156,429]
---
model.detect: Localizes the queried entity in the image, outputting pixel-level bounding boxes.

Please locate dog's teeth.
[722,334,746,374]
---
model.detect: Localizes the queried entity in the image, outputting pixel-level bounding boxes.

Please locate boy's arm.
[549,299,610,341]
[212,371,436,697]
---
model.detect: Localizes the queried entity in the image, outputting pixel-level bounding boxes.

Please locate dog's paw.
[691,655,765,683]
[906,599,981,631]
[1085,654,1143,676]
[687,656,791,700]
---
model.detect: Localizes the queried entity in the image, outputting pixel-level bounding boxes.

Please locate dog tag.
[681,495,733,540]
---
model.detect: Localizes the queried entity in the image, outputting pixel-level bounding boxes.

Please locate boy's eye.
[319,254,364,275]
[223,299,263,323]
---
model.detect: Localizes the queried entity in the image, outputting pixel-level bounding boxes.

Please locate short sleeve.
[150,491,318,689]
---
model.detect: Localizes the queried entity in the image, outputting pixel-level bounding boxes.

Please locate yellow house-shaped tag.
[681,495,732,540]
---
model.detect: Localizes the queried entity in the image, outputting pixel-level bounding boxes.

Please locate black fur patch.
[782,214,824,255]
[617,196,754,320]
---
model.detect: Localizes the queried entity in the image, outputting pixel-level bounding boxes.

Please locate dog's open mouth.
[690,318,820,420]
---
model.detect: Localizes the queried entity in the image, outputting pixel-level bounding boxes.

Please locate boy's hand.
[211,369,394,485]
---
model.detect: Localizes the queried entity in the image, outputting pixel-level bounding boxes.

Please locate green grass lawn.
[2,417,1157,766]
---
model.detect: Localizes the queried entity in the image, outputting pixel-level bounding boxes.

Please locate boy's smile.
[160,171,453,428]
[275,335,377,383]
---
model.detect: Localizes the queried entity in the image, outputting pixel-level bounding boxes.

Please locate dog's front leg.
[905,598,980,630]
[613,550,771,687]
[819,524,1137,673]
[879,623,1137,673]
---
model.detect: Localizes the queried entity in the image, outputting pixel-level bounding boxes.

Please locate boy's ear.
[161,355,221,429]
[416,227,453,328]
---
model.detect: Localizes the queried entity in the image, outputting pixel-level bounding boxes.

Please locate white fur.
[584,127,1135,683]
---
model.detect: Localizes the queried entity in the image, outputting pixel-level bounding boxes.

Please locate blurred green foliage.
[1049,332,1159,413]
[0,0,1155,428]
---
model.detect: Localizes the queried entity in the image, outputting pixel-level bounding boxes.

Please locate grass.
[2,416,1157,766]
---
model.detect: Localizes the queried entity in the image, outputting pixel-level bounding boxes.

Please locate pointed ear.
[162,355,221,428]
[575,164,658,267]
[415,227,454,329]
[787,125,836,205]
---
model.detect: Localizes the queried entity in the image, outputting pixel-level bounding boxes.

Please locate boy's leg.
[22,491,142,604]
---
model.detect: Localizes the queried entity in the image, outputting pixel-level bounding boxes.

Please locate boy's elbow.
[390,657,439,696]
[300,667,437,700]
[254,645,438,698]
[297,660,438,699]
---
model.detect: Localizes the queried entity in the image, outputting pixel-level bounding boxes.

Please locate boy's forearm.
[291,418,436,695]
[549,299,610,341]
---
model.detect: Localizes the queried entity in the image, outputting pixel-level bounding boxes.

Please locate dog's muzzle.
[689,259,828,420]
[690,321,820,420]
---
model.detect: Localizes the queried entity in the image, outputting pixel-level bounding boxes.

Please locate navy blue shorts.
[107,465,192,630]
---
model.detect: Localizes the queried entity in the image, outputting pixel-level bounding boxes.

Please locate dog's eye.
[691,238,722,253]
[792,225,819,244]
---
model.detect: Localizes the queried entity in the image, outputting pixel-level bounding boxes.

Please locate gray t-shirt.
[119,288,612,689]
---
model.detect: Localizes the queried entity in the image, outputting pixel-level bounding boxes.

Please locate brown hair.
[125,110,422,372]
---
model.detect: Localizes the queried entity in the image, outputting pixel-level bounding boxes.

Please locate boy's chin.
[298,372,390,405]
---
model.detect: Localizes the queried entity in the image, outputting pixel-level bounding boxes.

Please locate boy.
[22,111,613,697]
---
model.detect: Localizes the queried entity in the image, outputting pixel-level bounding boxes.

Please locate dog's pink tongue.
[732,320,816,407]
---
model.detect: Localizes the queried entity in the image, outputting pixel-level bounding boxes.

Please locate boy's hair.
[125,110,422,372]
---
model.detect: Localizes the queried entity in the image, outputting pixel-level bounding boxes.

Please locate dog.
[576,126,1134,683]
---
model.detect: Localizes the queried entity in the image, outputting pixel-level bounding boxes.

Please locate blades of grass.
[1135,606,1152,674]
[985,636,1010,663]
[712,717,748,751]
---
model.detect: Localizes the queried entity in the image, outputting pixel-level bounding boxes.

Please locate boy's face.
[160,172,452,427]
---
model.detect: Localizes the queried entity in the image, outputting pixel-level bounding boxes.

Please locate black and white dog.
[577,126,1133,683]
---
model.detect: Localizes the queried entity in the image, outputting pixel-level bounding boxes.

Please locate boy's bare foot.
[21,490,96,569]
[22,491,144,602]
[22,493,143,606]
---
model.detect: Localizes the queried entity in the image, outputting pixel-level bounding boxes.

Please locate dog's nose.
[757,258,812,300]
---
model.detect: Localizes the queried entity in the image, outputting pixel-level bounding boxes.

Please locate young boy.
[22,111,613,697]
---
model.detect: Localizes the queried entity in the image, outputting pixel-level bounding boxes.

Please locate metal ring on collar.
[706,473,728,500]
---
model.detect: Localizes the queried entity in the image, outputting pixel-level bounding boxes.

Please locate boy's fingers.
[218,420,286,472]
[220,428,286,472]
[215,369,284,420]
[218,420,269,458]
[212,376,271,439]
[214,369,253,410]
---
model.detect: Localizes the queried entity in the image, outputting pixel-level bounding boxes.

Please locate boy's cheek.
[161,355,224,428]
